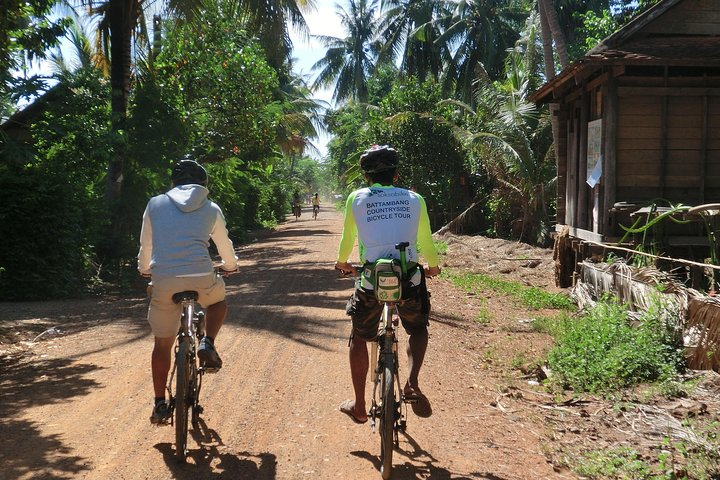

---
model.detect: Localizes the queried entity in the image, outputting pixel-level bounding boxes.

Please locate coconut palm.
[448,15,554,243]
[438,0,527,104]
[375,0,450,83]
[311,0,379,105]
[236,0,314,70]
[275,68,325,166]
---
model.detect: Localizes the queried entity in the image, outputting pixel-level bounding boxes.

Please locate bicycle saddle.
[172,291,199,304]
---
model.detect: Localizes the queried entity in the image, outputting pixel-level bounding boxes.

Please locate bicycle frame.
[166,293,206,462]
[368,242,411,479]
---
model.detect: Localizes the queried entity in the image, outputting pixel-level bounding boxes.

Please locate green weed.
[443,270,574,311]
[546,296,684,393]
[433,240,448,255]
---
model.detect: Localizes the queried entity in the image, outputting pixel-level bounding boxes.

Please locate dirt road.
[0,208,572,480]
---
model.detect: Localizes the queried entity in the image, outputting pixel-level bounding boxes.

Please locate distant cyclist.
[312,193,320,217]
[292,190,301,217]
[334,145,441,424]
[138,156,239,424]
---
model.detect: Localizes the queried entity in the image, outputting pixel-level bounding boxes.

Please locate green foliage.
[1,0,69,100]
[157,5,278,161]
[572,438,720,480]
[433,240,447,255]
[366,79,473,230]
[573,446,652,479]
[547,296,684,393]
[0,67,113,300]
[444,270,574,310]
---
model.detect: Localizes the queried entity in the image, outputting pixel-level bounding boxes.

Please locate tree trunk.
[107,0,134,198]
[538,0,555,80]
[538,0,569,69]
[538,0,566,232]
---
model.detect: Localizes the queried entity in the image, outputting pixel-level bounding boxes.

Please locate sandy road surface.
[0,208,571,480]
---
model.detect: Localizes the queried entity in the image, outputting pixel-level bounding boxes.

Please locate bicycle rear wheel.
[175,339,192,463]
[380,356,395,479]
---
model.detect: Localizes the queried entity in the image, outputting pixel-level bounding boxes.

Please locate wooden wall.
[615,80,720,204]
[640,0,720,36]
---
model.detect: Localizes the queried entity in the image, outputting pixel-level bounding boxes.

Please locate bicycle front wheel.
[380,357,395,479]
[175,339,192,463]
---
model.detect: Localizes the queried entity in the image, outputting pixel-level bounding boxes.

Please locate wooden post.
[602,76,617,236]
[578,89,589,230]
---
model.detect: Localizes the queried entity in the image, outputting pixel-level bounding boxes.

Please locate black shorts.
[345,279,430,341]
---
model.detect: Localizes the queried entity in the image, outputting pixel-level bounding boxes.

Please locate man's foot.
[403,385,432,418]
[150,400,171,425]
[198,336,222,369]
[339,399,368,424]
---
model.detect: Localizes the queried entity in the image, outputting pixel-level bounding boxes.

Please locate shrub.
[547,296,684,393]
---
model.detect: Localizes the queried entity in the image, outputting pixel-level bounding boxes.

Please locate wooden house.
[530,0,720,287]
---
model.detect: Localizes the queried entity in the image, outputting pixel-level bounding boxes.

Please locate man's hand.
[424,266,441,278]
[220,267,238,277]
[335,261,355,275]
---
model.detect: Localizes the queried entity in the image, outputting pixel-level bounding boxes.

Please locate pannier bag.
[373,258,403,302]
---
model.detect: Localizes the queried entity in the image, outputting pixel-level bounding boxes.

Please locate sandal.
[339,399,368,424]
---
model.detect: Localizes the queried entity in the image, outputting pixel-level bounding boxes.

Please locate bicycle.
[293,203,302,220]
[338,242,416,479]
[312,204,319,220]
[163,270,229,463]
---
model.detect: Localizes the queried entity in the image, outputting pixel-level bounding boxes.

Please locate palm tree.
[311,0,379,105]
[236,0,314,70]
[437,0,526,104]
[448,17,554,243]
[375,0,450,83]
[274,68,325,168]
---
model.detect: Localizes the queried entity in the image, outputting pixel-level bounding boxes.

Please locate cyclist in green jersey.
[335,145,441,424]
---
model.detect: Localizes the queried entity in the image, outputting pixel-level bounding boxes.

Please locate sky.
[290,0,348,159]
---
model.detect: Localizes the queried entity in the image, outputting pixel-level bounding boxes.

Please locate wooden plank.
[661,91,668,197]
[618,87,720,97]
[565,106,577,228]
[668,96,703,114]
[666,161,701,176]
[617,163,662,176]
[618,137,663,150]
[667,115,704,128]
[667,137,703,149]
[619,77,667,88]
[616,186,663,201]
[615,149,662,162]
[701,95,709,201]
[618,96,665,108]
[618,114,662,127]
[617,126,662,139]
[664,175,704,188]
[585,72,609,92]
[666,149,703,164]
[666,127,703,139]
[617,175,664,187]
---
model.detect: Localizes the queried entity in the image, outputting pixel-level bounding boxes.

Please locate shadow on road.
[155,418,277,479]
[0,357,102,479]
[350,429,497,480]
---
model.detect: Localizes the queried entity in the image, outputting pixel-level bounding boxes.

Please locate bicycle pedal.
[403,396,419,404]
[201,366,221,374]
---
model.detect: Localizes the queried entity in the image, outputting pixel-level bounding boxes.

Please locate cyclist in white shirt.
[138,157,238,424]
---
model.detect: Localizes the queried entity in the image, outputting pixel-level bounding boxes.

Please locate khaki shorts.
[147,274,226,338]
